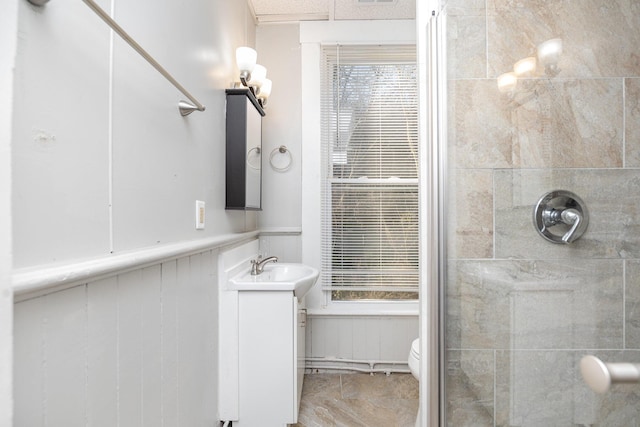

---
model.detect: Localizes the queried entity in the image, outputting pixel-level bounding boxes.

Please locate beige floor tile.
[293,373,418,427]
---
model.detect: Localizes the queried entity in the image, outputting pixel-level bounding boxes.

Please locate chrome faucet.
[250,255,278,275]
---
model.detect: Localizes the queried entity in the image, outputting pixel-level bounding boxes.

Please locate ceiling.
[248,0,415,23]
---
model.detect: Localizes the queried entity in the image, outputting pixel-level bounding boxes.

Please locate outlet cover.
[195,200,205,230]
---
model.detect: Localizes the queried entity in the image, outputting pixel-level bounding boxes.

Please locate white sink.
[229,263,319,298]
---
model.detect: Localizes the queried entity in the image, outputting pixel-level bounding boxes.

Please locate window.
[320,45,419,301]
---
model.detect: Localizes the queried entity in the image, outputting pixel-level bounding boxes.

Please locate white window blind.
[320,45,419,301]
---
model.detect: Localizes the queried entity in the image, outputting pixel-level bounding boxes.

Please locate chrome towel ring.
[269,145,292,172]
[246,147,261,170]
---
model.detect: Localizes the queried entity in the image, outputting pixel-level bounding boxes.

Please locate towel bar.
[27,0,206,116]
[580,355,640,393]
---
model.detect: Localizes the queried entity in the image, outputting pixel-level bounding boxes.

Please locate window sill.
[306,300,419,317]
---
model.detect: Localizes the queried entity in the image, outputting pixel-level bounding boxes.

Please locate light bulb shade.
[250,64,267,88]
[514,56,537,76]
[497,72,517,93]
[236,47,257,72]
[537,38,563,66]
[258,79,272,100]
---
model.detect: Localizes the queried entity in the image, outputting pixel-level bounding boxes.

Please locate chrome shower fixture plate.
[533,190,589,244]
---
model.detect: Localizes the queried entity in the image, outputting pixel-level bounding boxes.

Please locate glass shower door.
[440,0,640,425]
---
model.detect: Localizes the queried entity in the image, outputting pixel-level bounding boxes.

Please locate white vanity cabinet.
[237,291,305,427]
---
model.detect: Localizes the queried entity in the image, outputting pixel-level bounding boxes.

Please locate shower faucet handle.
[533,190,589,244]
[560,208,582,243]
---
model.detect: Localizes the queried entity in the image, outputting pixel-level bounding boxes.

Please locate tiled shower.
[443,0,640,425]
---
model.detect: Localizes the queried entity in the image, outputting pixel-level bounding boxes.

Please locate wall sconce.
[235,46,272,108]
[236,47,257,86]
[257,79,272,106]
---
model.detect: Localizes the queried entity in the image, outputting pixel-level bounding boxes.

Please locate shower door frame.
[418,1,446,426]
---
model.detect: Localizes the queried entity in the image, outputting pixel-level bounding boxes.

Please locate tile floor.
[292,373,419,427]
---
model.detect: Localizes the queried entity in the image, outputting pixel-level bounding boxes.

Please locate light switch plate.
[195,200,205,229]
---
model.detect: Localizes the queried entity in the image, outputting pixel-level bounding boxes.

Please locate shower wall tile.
[446,260,623,350]
[448,169,493,259]
[442,0,486,17]
[626,78,640,167]
[625,260,640,348]
[449,80,514,168]
[487,0,640,79]
[494,169,640,259]
[495,351,577,426]
[446,350,494,427]
[450,79,623,169]
[446,15,486,79]
[445,0,640,423]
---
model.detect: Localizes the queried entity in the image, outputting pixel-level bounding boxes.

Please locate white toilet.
[408,338,420,426]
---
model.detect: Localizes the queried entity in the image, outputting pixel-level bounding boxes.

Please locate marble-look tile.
[494,169,640,259]
[341,372,419,399]
[442,0,486,12]
[448,169,493,259]
[449,80,514,169]
[294,373,418,427]
[450,79,623,169]
[446,14,487,79]
[299,373,343,401]
[446,259,623,350]
[487,0,640,79]
[626,78,640,167]
[626,260,640,348]
[496,351,577,426]
[446,350,494,427]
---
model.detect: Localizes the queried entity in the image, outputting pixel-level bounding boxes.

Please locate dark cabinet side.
[225,89,265,210]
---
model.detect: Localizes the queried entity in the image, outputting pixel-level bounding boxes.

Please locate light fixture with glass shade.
[235,47,272,108]
[249,64,267,89]
[236,47,257,86]
[257,78,272,106]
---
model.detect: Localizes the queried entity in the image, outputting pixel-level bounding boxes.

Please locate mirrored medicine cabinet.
[225,88,265,210]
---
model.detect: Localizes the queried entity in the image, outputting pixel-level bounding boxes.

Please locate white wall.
[0,2,17,426]
[256,23,302,231]
[11,0,257,424]
[12,0,257,270]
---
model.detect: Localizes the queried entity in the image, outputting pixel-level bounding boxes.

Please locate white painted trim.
[0,0,17,424]
[12,231,259,297]
[259,227,302,235]
[307,309,418,317]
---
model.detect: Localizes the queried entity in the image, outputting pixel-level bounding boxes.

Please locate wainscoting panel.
[306,315,419,365]
[259,233,302,263]
[13,249,219,427]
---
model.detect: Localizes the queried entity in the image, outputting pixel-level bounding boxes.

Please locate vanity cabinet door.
[238,291,296,426]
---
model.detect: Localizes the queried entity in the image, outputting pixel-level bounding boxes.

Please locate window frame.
[320,44,420,305]
[299,20,418,315]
